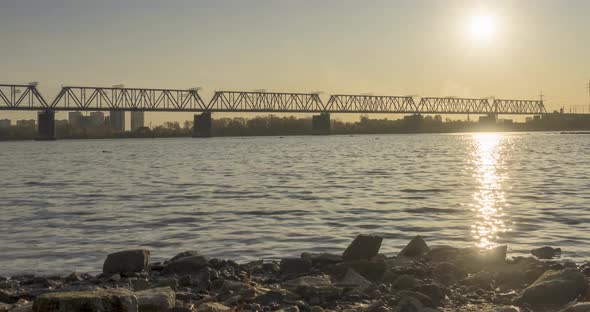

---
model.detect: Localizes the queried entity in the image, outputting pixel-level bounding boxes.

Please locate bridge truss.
[0,84,547,115]
[207,91,325,112]
[0,84,50,109]
[325,94,417,113]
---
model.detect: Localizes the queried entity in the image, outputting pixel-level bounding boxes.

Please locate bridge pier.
[312,113,331,135]
[193,112,212,138]
[36,110,56,141]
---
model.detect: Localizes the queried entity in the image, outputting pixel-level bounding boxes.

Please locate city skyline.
[1,0,590,124]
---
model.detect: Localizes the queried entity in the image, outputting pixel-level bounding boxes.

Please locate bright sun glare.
[469,14,496,41]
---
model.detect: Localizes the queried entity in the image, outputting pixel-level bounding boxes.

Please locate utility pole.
[587,80,590,114]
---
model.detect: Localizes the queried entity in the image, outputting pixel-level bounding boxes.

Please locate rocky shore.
[1,235,589,312]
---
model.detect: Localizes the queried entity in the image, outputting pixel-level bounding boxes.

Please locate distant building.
[0,119,10,128]
[130,111,144,131]
[109,111,125,131]
[16,119,35,128]
[69,111,84,127]
[89,112,105,126]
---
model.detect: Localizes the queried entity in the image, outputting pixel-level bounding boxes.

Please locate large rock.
[135,287,175,312]
[168,251,200,263]
[197,302,231,312]
[33,289,138,312]
[336,269,371,291]
[531,246,561,259]
[161,255,209,275]
[559,302,590,312]
[336,259,387,281]
[103,250,150,274]
[280,258,312,275]
[514,268,588,306]
[398,236,430,259]
[342,234,382,262]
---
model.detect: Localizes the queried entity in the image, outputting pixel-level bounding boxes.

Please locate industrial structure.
[0,83,551,140]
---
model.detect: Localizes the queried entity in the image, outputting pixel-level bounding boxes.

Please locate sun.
[468,14,496,41]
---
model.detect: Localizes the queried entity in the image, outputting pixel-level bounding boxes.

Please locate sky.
[1,0,590,124]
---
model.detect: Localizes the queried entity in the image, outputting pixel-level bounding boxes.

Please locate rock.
[336,269,371,291]
[33,288,138,312]
[310,306,324,312]
[396,296,423,312]
[103,249,150,274]
[131,279,151,291]
[64,272,82,283]
[560,302,590,312]
[276,306,300,312]
[531,246,561,259]
[280,258,313,275]
[433,262,466,281]
[0,302,11,312]
[10,304,33,312]
[391,275,417,290]
[337,259,387,281]
[301,253,343,265]
[397,291,434,308]
[416,284,444,307]
[464,271,495,290]
[0,289,16,304]
[109,273,122,282]
[254,290,285,305]
[342,234,383,262]
[157,278,178,291]
[398,236,430,259]
[494,307,519,312]
[169,251,201,263]
[135,287,175,312]
[284,275,332,288]
[162,255,209,275]
[514,268,588,306]
[197,302,231,312]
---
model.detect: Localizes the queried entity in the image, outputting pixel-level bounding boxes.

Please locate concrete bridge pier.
[36,110,56,141]
[193,112,212,138]
[312,112,331,135]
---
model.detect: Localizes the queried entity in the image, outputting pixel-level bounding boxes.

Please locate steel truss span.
[0,84,49,109]
[0,84,547,115]
[325,95,417,113]
[207,91,325,112]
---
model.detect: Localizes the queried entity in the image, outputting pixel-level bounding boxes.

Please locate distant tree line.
[1,113,590,141]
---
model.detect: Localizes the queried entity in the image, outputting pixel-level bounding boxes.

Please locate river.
[1,132,589,275]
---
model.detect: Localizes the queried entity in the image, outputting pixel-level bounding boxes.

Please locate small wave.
[400,188,447,193]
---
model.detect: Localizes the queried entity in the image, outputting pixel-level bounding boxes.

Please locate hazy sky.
[1,0,589,123]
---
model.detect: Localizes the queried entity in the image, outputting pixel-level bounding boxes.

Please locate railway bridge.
[0,83,547,140]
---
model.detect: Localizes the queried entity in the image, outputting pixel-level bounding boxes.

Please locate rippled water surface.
[1,133,590,275]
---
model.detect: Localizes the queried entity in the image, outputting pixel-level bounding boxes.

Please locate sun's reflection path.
[469,133,511,249]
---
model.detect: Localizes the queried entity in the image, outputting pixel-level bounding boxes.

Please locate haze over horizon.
[1,0,589,124]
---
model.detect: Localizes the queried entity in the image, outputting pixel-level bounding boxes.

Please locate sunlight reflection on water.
[469,133,512,249]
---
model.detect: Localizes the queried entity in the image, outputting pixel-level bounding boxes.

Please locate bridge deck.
[0,84,547,115]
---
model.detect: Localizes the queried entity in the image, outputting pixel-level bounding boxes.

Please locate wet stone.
[342,234,383,262]
[531,246,562,259]
[103,249,150,274]
[514,268,588,306]
[135,287,175,312]
[162,255,209,275]
[398,236,430,259]
[32,288,138,312]
[280,258,313,275]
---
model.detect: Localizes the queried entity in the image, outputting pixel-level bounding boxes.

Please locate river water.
[1,133,589,275]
